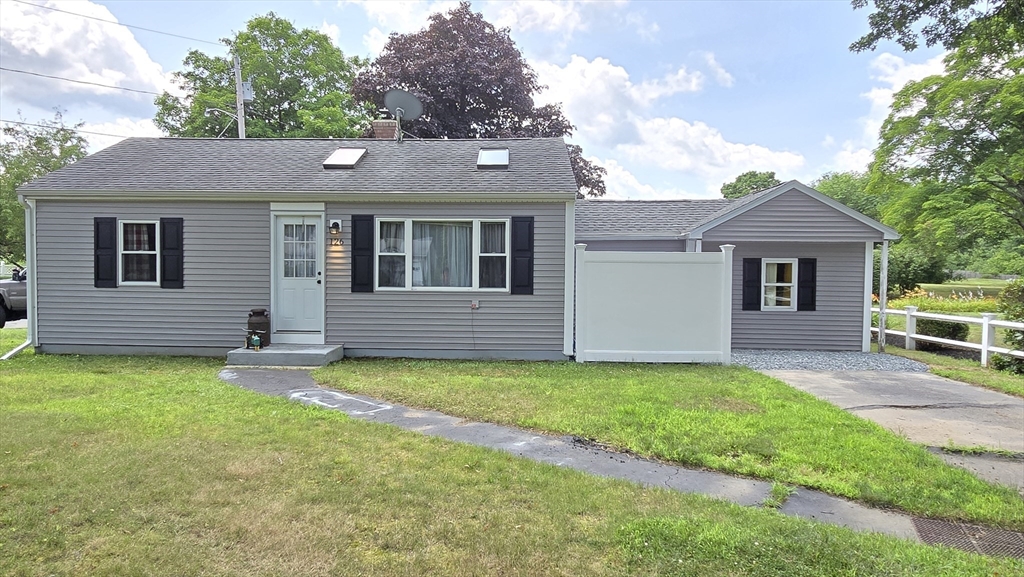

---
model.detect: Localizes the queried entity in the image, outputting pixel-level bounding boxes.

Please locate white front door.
[274,215,324,344]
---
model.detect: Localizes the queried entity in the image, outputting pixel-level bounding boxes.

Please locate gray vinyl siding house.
[575,182,899,352]
[18,137,577,359]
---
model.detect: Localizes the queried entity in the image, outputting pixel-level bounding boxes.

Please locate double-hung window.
[375,219,510,291]
[119,221,159,285]
[762,259,796,310]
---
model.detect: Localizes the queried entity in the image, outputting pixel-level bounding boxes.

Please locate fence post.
[980,313,997,367]
[719,245,735,365]
[573,243,588,363]
[904,306,918,350]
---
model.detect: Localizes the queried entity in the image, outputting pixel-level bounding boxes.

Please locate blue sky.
[0,0,947,198]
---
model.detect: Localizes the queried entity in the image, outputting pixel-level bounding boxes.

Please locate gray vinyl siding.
[703,241,866,351]
[580,239,685,252]
[34,200,269,352]
[325,202,566,353]
[701,190,883,243]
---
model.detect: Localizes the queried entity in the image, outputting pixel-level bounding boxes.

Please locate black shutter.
[160,218,184,289]
[94,217,117,288]
[351,215,374,293]
[742,258,761,311]
[797,258,817,311]
[510,217,534,295]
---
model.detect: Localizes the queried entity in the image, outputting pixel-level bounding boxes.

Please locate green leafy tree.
[811,171,881,220]
[992,278,1024,374]
[352,2,606,197]
[0,112,87,263]
[850,0,1023,52]
[871,20,1024,241]
[154,13,370,138]
[720,170,782,199]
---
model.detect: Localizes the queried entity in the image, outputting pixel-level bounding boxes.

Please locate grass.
[0,327,28,357]
[920,279,1009,299]
[3,356,1017,576]
[314,359,1024,530]
[880,345,1024,398]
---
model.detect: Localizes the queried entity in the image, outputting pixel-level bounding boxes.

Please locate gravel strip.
[733,349,929,372]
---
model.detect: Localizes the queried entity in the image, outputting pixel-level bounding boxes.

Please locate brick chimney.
[372,119,398,140]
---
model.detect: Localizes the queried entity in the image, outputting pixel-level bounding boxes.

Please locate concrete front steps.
[226,344,344,368]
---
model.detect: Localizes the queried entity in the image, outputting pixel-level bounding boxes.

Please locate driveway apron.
[765,370,1024,492]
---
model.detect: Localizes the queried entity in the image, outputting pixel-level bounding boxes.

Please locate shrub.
[872,244,948,297]
[915,318,970,352]
[992,279,1024,374]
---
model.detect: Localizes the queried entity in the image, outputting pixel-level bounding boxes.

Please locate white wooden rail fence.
[871,306,1024,367]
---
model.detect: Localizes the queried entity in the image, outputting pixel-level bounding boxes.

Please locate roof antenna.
[384,89,423,143]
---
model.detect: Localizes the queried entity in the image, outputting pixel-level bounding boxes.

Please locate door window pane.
[283,221,317,278]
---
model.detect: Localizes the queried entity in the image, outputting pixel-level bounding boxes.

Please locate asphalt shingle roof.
[19,137,578,194]
[574,183,789,238]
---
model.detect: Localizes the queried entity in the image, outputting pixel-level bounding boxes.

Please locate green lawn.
[0,327,28,357]
[920,279,1009,299]
[314,360,1024,530]
[4,356,1017,575]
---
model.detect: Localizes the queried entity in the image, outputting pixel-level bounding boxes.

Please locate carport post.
[904,306,917,350]
[878,240,889,353]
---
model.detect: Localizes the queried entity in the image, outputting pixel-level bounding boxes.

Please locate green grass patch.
[0,327,28,357]
[4,355,1016,575]
[881,346,1024,398]
[314,359,1024,530]
[920,279,1008,299]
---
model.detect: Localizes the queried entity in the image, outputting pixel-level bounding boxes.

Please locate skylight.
[477,148,509,169]
[323,148,367,169]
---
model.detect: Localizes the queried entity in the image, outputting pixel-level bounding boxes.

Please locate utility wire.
[10,0,224,47]
[0,66,163,96]
[0,119,136,139]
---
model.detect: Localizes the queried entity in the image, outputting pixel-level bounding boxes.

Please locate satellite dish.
[384,89,423,121]
[384,89,422,142]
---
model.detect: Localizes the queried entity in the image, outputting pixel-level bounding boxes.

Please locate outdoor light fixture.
[329,220,343,245]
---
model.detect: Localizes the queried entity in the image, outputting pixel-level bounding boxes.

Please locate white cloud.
[80,117,163,153]
[599,158,704,200]
[319,20,341,46]
[821,134,835,148]
[0,0,180,112]
[624,11,659,42]
[534,55,702,144]
[618,117,806,194]
[341,0,459,54]
[702,52,734,87]
[827,51,945,172]
[490,1,588,37]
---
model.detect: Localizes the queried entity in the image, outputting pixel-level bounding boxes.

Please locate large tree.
[870,20,1024,238]
[352,2,606,197]
[155,13,370,138]
[811,171,881,220]
[850,0,1023,52]
[0,112,87,263]
[720,170,782,199]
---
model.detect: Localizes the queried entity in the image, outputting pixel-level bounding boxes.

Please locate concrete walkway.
[219,367,974,546]
[765,370,1024,493]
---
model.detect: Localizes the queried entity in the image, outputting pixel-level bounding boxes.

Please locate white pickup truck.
[0,268,27,328]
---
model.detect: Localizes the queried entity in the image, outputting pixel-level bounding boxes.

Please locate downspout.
[1,196,35,360]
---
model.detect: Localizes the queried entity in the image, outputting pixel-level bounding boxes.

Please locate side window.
[478,221,507,289]
[94,218,184,289]
[761,259,796,310]
[120,221,159,285]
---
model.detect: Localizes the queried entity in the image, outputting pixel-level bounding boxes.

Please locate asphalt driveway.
[765,370,1024,492]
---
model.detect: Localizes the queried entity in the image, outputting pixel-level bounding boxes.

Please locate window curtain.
[123,223,156,282]
[413,222,472,287]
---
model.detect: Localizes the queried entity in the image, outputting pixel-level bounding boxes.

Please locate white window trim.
[117,220,160,286]
[761,258,797,311]
[374,218,511,292]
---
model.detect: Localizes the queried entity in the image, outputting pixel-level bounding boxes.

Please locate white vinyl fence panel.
[574,244,734,363]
